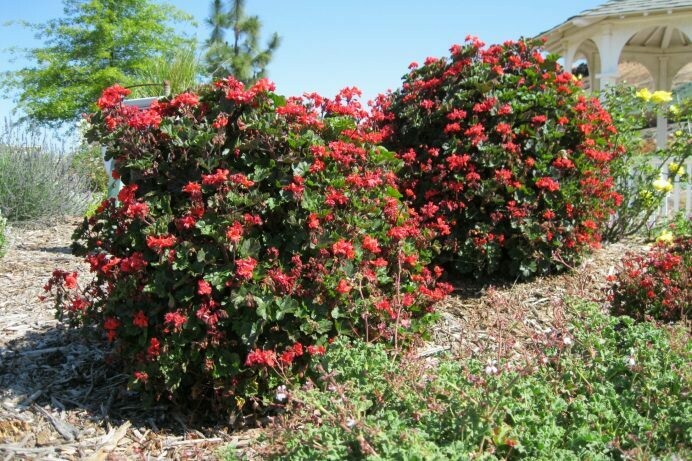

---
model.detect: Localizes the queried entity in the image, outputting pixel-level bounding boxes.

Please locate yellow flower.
[656,230,674,244]
[635,88,652,101]
[652,178,673,192]
[675,130,683,137]
[669,105,680,115]
[668,162,685,176]
[650,90,672,104]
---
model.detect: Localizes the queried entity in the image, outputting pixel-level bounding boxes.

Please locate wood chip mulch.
[425,240,651,362]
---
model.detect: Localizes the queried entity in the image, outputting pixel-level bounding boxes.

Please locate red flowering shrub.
[44,80,451,409]
[607,237,690,322]
[374,37,623,278]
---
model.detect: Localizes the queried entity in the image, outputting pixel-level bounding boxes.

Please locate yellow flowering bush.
[601,85,690,241]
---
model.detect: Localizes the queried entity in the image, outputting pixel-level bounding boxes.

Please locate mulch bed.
[0,217,649,460]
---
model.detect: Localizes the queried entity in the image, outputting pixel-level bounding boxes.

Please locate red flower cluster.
[97,84,131,110]
[146,235,177,253]
[245,348,277,367]
[127,109,162,130]
[133,310,148,328]
[164,311,187,333]
[535,177,560,192]
[170,92,199,108]
[607,237,690,322]
[235,257,257,280]
[332,239,356,259]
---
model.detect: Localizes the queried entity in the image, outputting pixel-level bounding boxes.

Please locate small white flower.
[346,417,357,428]
[563,336,573,346]
[485,360,498,375]
[275,385,288,402]
[626,356,636,368]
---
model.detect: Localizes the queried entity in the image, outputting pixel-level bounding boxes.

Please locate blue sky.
[0,0,605,125]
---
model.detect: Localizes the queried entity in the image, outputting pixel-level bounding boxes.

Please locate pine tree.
[204,0,280,83]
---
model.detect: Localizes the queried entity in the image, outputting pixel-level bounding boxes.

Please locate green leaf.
[293,161,311,177]
[238,238,260,257]
[256,302,268,320]
[385,186,402,199]
[316,319,333,334]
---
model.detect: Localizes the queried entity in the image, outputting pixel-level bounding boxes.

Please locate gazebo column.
[561,39,581,74]
[655,56,671,148]
[589,50,600,92]
[594,24,621,91]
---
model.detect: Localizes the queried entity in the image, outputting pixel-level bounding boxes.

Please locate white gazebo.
[538,0,692,147]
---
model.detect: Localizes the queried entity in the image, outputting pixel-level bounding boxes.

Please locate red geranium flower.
[132,310,148,328]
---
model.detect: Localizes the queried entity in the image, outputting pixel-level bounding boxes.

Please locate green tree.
[204,0,281,82]
[1,0,194,127]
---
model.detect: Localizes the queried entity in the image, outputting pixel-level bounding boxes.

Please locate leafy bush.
[0,126,94,222]
[260,302,691,460]
[0,209,7,258]
[375,37,623,278]
[607,237,690,322]
[601,86,691,241]
[45,81,451,409]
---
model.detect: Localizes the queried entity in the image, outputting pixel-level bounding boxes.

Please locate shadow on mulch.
[0,324,231,435]
[35,246,73,255]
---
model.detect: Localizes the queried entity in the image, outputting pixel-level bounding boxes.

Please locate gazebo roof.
[539,0,692,38]
[578,0,692,18]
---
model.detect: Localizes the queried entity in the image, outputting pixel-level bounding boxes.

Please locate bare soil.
[0,218,650,460]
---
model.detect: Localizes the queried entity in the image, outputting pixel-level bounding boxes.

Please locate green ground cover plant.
[258,301,691,460]
[70,139,109,196]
